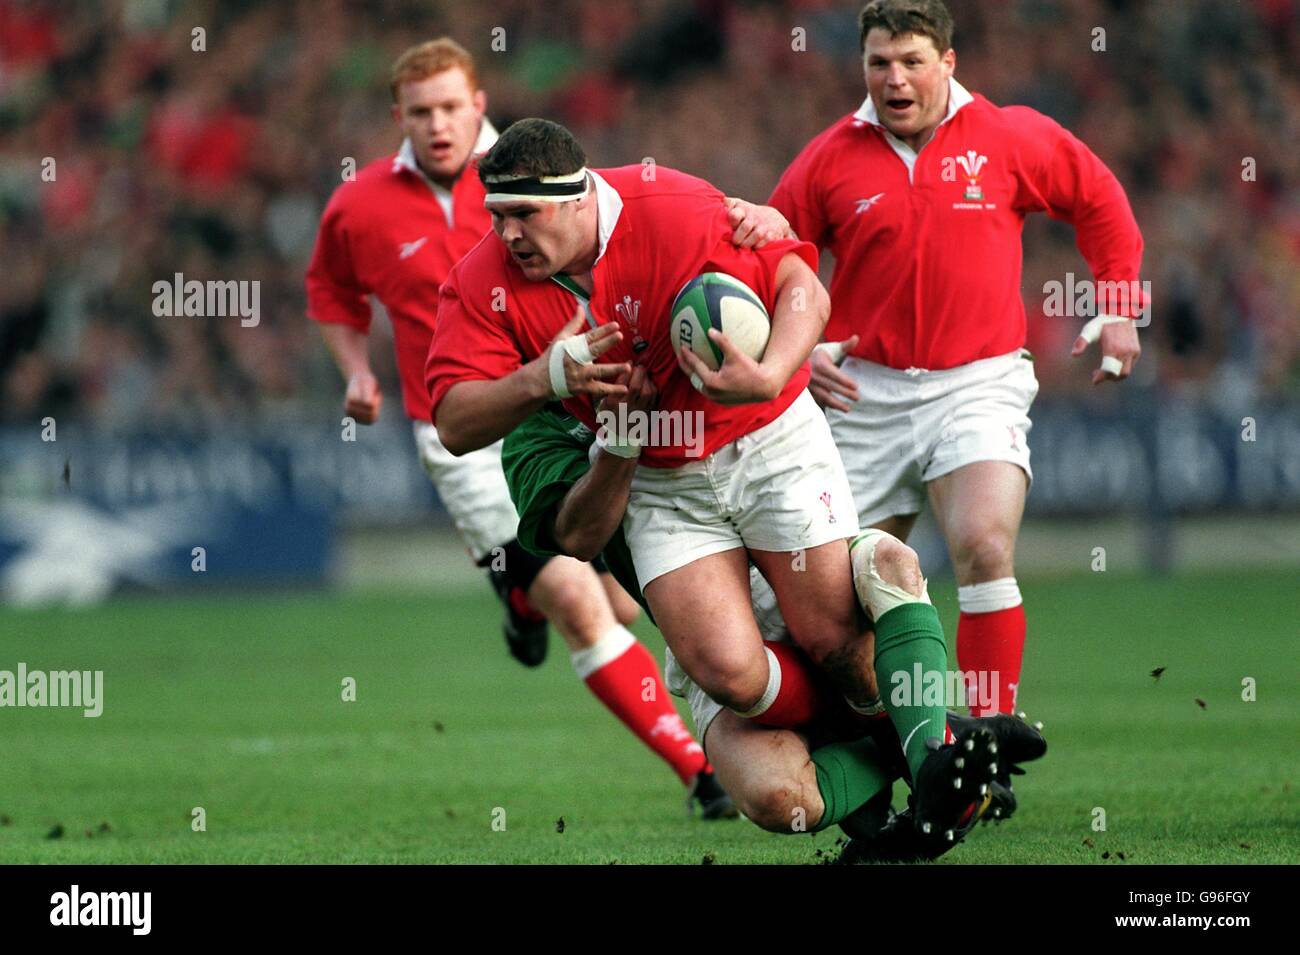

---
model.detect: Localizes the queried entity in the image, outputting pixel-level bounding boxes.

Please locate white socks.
[569,625,636,679]
[957,577,1023,614]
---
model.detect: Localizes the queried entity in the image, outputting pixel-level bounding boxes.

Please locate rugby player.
[769,0,1144,814]
[498,369,1048,857]
[306,39,730,817]
[426,117,1010,837]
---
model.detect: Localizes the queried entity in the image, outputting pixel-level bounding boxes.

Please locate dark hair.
[478,118,587,183]
[858,0,954,54]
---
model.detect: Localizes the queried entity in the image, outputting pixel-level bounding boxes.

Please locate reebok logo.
[399,237,428,259]
[854,193,886,214]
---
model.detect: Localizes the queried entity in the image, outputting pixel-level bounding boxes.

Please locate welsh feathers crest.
[955,150,988,178]
[614,295,640,326]
[614,295,648,352]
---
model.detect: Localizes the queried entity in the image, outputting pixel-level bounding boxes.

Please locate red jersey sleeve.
[305,198,373,332]
[1008,106,1147,318]
[701,235,820,314]
[425,257,524,424]
[769,137,833,251]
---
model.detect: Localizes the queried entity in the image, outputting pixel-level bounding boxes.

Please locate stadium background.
[0,0,1296,863]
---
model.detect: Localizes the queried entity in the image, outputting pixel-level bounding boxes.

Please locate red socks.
[956,587,1026,716]
[740,641,843,728]
[574,627,707,785]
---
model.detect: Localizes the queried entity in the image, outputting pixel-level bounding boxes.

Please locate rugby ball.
[670,272,770,373]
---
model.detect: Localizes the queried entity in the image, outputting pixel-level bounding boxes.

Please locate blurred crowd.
[2,0,1297,428]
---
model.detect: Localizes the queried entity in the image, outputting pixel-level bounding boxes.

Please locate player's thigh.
[704,710,821,833]
[412,420,518,561]
[723,394,864,661]
[643,548,768,709]
[748,540,861,659]
[621,452,740,593]
[927,460,1027,581]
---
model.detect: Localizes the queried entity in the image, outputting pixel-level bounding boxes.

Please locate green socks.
[808,601,952,830]
[810,737,894,831]
[874,601,950,782]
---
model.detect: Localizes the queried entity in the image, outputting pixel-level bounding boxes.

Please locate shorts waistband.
[846,348,1030,382]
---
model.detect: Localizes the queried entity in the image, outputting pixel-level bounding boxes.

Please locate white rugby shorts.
[825,349,1039,526]
[622,389,861,589]
[412,420,521,563]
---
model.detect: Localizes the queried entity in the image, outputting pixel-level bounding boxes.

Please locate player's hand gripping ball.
[670,273,771,387]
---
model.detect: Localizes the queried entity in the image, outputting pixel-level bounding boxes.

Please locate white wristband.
[594,405,642,459]
[547,334,595,398]
[594,430,641,459]
[814,340,848,365]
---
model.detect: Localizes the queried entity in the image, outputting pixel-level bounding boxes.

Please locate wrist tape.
[548,335,595,398]
[1076,314,1131,377]
[814,340,848,365]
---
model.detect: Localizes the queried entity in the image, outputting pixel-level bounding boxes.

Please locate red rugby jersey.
[426,165,819,467]
[306,126,496,421]
[769,79,1145,371]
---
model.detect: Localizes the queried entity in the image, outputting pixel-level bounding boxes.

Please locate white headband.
[483,168,589,204]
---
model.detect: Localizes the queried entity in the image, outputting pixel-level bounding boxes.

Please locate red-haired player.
[306,40,732,817]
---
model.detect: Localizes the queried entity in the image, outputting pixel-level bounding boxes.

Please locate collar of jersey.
[391,118,500,184]
[587,169,624,265]
[852,77,973,130]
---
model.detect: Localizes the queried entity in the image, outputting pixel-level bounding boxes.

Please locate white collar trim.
[587,169,623,264]
[391,117,500,179]
[853,76,973,128]
[853,78,972,182]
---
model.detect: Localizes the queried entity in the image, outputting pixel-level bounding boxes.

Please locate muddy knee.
[850,529,930,620]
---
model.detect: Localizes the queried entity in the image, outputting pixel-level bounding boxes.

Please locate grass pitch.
[1,569,1295,864]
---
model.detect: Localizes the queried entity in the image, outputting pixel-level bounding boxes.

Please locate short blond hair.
[389,38,478,103]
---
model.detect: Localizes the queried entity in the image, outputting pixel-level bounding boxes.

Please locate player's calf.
[851,528,957,803]
[527,556,616,651]
[596,569,642,628]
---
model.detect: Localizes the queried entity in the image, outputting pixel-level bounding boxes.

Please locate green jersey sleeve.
[500,404,649,618]
[501,403,595,558]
